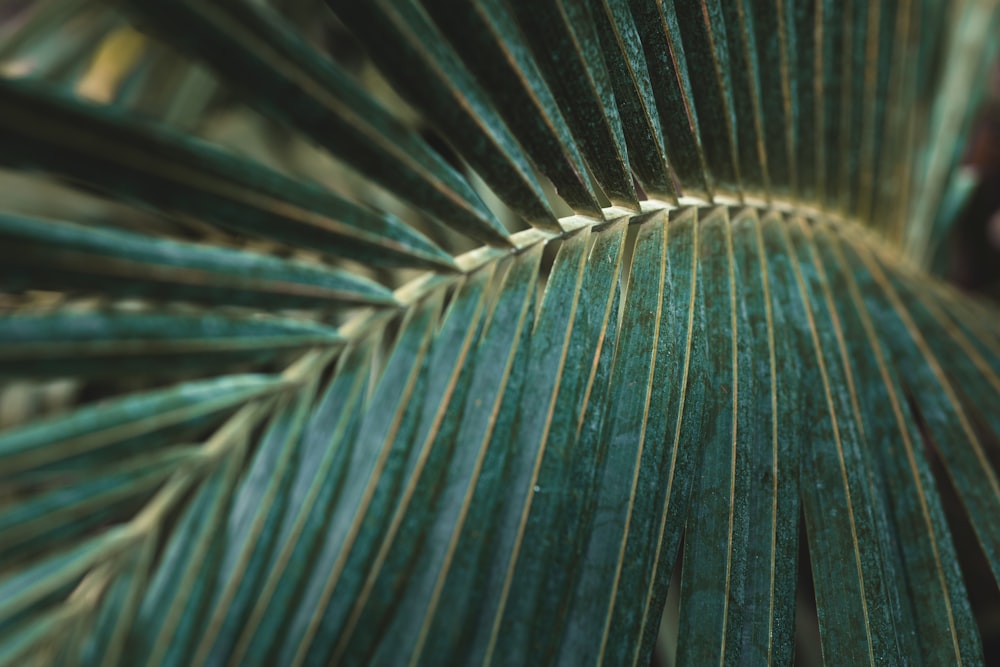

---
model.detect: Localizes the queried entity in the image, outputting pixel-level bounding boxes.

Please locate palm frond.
[1,1,999,665]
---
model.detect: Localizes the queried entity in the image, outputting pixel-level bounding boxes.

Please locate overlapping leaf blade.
[113,0,510,248]
[0,214,398,310]
[0,78,455,270]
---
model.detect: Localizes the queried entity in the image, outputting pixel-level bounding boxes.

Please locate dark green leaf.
[0,78,456,270]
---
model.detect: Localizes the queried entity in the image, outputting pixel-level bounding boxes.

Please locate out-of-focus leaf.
[328,0,561,232]
[0,374,287,478]
[0,78,456,270]
[112,0,510,248]
[0,214,398,310]
[0,312,340,379]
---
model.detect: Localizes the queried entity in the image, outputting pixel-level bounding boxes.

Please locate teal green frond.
[1,1,999,665]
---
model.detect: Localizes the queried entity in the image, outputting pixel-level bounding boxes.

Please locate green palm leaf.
[1,0,998,665]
